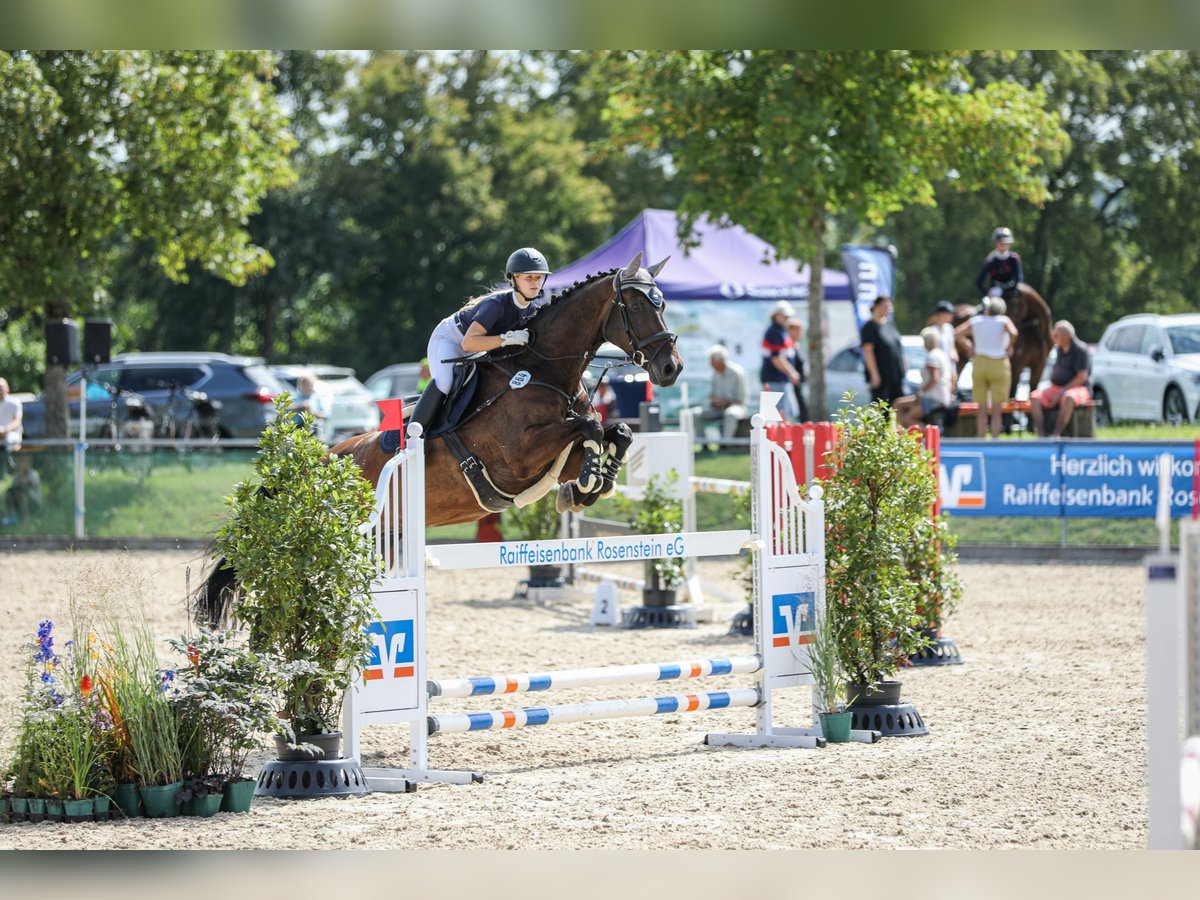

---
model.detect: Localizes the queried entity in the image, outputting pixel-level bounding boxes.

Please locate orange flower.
[187,645,200,667]
[80,673,93,698]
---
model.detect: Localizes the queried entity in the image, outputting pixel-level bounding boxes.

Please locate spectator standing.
[0,377,22,478]
[860,296,905,406]
[760,300,801,420]
[931,300,960,393]
[785,318,810,422]
[956,297,1018,437]
[292,373,332,444]
[4,453,41,523]
[701,345,748,441]
[1030,320,1092,438]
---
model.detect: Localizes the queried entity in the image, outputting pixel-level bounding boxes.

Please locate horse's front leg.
[545,415,606,513]
[597,422,634,500]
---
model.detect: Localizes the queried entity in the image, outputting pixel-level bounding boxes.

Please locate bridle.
[609,269,678,370]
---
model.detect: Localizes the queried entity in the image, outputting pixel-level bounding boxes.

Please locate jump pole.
[344,411,874,791]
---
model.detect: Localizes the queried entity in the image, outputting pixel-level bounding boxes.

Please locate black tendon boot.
[409,384,446,434]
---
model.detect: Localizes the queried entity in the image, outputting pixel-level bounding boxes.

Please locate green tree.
[0,51,295,436]
[607,50,1068,419]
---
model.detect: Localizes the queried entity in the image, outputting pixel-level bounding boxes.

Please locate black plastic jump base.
[907,636,964,666]
[850,703,928,737]
[729,604,753,636]
[254,757,370,799]
[623,605,697,629]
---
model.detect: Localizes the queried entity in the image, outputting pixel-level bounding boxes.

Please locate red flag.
[377,399,405,432]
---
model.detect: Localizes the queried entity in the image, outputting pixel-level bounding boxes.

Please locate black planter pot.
[846,680,903,706]
[274,731,343,762]
[527,564,564,588]
[641,586,678,608]
[907,627,964,666]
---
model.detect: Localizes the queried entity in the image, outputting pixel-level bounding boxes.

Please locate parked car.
[365,362,425,404]
[1090,313,1200,425]
[20,352,287,440]
[271,364,381,443]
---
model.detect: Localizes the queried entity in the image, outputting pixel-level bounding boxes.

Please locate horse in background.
[942,284,1054,397]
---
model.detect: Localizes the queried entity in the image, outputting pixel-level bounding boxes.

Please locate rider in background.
[975,226,1024,301]
[411,247,552,432]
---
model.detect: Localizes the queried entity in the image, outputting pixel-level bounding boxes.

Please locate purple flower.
[33,620,57,664]
[40,670,55,685]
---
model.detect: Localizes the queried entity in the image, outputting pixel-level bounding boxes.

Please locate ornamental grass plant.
[822,399,937,687]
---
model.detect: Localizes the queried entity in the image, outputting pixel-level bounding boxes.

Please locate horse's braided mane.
[546,269,617,306]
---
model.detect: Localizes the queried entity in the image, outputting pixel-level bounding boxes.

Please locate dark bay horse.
[943,284,1054,397]
[196,253,683,624]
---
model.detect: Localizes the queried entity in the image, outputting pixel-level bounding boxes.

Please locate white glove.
[500,329,530,347]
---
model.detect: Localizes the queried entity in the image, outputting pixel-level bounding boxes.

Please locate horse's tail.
[192,550,243,628]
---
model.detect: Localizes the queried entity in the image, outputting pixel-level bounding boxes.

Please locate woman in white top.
[917,327,953,427]
[955,297,1018,437]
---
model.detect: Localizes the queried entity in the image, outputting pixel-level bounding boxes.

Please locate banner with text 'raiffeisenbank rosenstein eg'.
[939,442,1200,518]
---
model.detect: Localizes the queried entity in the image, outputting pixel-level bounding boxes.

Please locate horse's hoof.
[555,484,576,513]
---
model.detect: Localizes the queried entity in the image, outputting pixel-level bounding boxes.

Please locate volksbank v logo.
[363,619,414,682]
[939,452,986,509]
[771,592,815,648]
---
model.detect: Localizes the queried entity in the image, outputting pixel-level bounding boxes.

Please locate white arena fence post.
[344,414,869,792]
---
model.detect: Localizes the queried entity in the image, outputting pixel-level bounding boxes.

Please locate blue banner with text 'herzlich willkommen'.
[939,442,1199,518]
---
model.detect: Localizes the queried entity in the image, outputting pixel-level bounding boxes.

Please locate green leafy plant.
[613,471,685,591]
[167,627,285,782]
[823,400,936,687]
[905,513,965,632]
[502,493,561,541]
[216,395,378,739]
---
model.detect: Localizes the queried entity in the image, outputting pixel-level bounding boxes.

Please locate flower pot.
[27,797,46,823]
[221,777,256,813]
[92,795,112,822]
[10,797,29,822]
[63,798,94,823]
[274,731,342,761]
[137,782,184,819]
[527,564,564,588]
[819,711,854,743]
[846,680,902,706]
[640,586,678,608]
[46,798,65,822]
[190,793,223,818]
[113,783,143,818]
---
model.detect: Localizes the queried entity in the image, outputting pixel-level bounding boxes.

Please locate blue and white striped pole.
[431,655,762,700]
[429,688,761,735]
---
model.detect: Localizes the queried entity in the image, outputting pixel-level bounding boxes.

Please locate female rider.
[409,247,552,432]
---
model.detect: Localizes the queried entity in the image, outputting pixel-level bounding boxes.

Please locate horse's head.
[607,253,683,387]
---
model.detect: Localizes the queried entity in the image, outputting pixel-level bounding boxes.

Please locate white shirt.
[0,395,22,448]
[970,315,1012,359]
[922,348,953,408]
[937,322,956,363]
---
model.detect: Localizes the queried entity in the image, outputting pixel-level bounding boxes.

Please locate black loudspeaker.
[84,319,113,365]
[45,319,80,367]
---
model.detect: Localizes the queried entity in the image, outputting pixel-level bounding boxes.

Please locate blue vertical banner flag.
[840,245,896,334]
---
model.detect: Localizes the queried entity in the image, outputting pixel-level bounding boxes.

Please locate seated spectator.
[1031,320,1092,438]
[4,454,41,523]
[291,374,332,443]
[700,345,748,440]
[895,328,954,430]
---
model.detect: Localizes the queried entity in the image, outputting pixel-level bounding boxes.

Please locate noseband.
[609,270,678,369]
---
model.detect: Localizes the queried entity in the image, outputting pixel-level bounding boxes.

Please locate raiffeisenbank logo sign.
[939,452,986,509]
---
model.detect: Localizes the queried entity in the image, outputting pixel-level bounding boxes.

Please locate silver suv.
[1090,313,1200,424]
[21,352,288,439]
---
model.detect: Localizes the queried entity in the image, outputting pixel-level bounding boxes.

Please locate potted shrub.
[904,513,966,664]
[614,471,686,606]
[502,493,564,588]
[823,400,935,705]
[216,396,378,766]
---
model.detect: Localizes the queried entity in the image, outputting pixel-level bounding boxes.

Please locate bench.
[943,398,1095,438]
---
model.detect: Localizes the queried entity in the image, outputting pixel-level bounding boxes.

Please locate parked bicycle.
[151,379,224,440]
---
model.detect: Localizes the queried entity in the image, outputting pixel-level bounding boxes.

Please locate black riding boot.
[409,384,446,435]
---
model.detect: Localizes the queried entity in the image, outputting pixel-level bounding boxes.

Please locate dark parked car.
[21,352,288,439]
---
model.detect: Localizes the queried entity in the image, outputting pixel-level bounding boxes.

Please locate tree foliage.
[605,50,1067,419]
[0,51,295,435]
